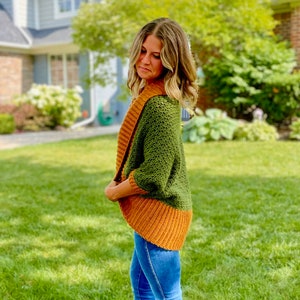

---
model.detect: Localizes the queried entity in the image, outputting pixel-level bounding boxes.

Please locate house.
[0,0,128,127]
[1,1,300,128]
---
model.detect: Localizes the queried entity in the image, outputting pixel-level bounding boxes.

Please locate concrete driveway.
[0,125,120,150]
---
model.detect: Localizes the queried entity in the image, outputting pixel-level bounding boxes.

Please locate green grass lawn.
[0,135,299,299]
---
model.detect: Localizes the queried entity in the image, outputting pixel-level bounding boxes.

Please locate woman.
[105,18,198,300]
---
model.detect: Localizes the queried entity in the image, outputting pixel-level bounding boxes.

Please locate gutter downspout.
[71,51,97,129]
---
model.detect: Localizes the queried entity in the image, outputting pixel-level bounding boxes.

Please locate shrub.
[182,108,238,143]
[0,113,15,134]
[234,120,278,141]
[289,119,300,140]
[14,103,51,131]
[203,37,300,124]
[0,103,50,132]
[14,84,83,128]
[260,72,300,124]
[0,104,16,115]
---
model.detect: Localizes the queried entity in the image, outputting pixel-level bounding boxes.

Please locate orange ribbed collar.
[114,80,166,181]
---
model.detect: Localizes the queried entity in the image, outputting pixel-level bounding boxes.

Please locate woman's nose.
[141,54,150,64]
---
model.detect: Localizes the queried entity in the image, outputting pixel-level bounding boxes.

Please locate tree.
[73,0,300,124]
[72,0,277,85]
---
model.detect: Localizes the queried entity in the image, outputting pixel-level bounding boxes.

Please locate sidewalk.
[0,125,120,150]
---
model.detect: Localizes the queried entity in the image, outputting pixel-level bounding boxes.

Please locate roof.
[0,4,28,45]
[0,4,72,49]
[25,26,72,47]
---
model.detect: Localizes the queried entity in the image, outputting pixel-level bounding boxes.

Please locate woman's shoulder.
[145,95,179,112]
[142,95,181,125]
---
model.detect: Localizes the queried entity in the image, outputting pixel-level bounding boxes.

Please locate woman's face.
[136,34,164,83]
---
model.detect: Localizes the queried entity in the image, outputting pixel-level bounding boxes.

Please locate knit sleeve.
[131,96,182,194]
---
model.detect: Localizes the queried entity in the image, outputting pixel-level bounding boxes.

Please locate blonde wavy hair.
[127,18,198,109]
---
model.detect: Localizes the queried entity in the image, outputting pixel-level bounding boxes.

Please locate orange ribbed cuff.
[128,171,148,195]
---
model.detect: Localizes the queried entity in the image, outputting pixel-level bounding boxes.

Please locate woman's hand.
[104,179,136,202]
[104,180,119,202]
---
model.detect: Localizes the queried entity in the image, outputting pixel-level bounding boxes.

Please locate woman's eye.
[141,49,146,54]
[153,54,161,59]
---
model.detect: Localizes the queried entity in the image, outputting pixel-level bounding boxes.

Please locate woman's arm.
[104,179,136,202]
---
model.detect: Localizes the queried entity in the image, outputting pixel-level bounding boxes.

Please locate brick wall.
[291,7,300,66]
[274,12,291,40]
[274,7,300,67]
[0,52,33,104]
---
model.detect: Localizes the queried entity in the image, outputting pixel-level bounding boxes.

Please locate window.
[50,54,79,88]
[58,0,72,13]
[54,0,87,18]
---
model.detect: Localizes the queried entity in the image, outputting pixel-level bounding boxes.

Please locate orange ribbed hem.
[119,195,192,250]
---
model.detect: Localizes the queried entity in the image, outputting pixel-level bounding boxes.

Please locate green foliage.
[72,0,277,85]
[0,113,15,134]
[203,37,300,124]
[262,72,300,123]
[182,108,238,143]
[72,1,141,86]
[234,120,279,141]
[0,103,54,132]
[14,84,83,128]
[72,1,297,125]
[289,118,300,140]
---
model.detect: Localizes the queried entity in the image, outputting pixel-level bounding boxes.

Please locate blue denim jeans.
[130,232,182,300]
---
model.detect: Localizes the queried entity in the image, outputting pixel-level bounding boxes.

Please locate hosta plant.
[182,108,238,143]
[289,119,300,140]
[234,120,278,141]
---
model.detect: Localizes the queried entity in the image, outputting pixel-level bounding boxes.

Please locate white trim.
[63,54,68,86]
[0,42,78,54]
[18,27,32,46]
[71,51,96,129]
[0,42,31,49]
[31,44,79,55]
[12,0,17,25]
[34,0,40,29]
[9,0,32,46]
[54,0,80,19]
[47,55,52,85]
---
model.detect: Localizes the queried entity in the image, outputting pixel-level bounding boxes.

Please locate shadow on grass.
[0,155,133,299]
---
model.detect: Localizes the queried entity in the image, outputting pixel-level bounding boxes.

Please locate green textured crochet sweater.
[115,80,192,250]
